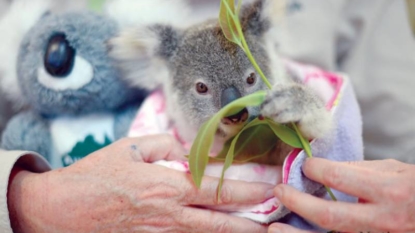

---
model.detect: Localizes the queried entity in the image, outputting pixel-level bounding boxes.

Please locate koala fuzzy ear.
[0,0,52,109]
[240,0,286,36]
[106,0,190,91]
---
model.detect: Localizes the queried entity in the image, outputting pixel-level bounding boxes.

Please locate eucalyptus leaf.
[189,91,267,188]
[216,119,275,159]
[219,0,241,45]
[266,119,303,148]
[216,118,274,199]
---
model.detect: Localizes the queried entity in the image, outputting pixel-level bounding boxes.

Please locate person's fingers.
[341,159,406,172]
[113,135,188,162]
[302,158,387,201]
[180,206,268,233]
[268,223,317,233]
[274,184,381,232]
[183,175,275,206]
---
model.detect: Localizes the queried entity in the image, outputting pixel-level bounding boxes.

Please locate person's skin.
[269,158,415,233]
[8,135,274,233]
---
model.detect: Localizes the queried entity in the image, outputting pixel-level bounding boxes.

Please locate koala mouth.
[221,108,249,125]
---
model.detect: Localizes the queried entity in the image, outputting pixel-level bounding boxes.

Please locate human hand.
[268,158,415,233]
[8,135,274,233]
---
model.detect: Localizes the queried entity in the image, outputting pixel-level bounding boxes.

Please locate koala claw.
[260,83,332,139]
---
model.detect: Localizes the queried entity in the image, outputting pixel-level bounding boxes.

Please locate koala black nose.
[221,86,241,108]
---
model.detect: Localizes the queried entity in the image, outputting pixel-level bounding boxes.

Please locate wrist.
[7,166,46,233]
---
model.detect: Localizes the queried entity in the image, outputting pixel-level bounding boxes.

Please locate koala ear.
[106,0,189,91]
[109,25,181,90]
[240,0,286,37]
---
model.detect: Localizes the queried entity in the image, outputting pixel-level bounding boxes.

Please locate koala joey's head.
[16,12,143,116]
[111,0,281,141]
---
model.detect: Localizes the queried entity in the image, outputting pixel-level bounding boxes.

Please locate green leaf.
[189,121,218,188]
[216,118,275,159]
[216,118,273,199]
[189,91,267,188]
[266,119,303,148]
[219,0,242,45]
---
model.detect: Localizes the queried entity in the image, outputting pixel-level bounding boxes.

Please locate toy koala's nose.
[221,86,241,108]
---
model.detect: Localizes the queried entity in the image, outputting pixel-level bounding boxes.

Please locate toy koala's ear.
[109,25,181,90]
[240,0,285,37]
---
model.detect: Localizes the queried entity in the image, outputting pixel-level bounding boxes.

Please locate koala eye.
[196,82,209,94]
[247,73,256,85]
[44,33,76,77]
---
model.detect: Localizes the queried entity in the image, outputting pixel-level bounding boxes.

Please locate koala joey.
[110,0,332,165]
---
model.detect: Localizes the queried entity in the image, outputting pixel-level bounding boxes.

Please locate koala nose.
[221,86,241,108]
[221,87,248,124]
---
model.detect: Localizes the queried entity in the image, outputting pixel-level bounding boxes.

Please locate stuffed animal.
[0,0,146,168]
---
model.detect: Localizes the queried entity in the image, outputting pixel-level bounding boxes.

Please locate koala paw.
[260,83,332,139]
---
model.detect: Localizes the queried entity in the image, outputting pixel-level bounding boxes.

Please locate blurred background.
[1,0,414,163]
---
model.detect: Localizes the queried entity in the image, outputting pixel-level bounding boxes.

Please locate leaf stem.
[292,123,338,201]
[240,37,273,89]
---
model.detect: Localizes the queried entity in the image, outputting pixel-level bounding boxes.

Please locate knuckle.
[218,185,233,205]
[384,185,412,201]
[323,166,343,188]
[115,137,134,147]
[214,220,233,233]
[316,206,336,229]
[375,212,409,232]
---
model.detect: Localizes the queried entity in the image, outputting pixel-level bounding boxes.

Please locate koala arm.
[260,83,332,140]
[113,104,141,140]
[1,111,52,160]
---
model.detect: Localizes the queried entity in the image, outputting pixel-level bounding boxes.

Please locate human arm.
[7,135,274,233]
[269,158,415,233]
[0,150,50,233]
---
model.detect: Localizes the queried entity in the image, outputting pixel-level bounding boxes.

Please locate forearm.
[0,150,50,233]
[7,167,41,233]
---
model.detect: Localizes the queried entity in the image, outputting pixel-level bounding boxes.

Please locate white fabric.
[49,114,115,168]
[0,150,50,233]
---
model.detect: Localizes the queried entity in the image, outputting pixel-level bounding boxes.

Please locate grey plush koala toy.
[0,1,145,168]
[110,0,332,165]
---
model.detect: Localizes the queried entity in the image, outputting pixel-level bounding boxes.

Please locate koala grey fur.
[111,0,332,165]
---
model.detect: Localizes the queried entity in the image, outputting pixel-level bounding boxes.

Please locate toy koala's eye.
[247,73,256,85]
[196,82,208,94]
[44,33,76,77]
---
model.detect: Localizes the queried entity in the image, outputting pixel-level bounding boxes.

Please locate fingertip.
[302,157,327,175]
